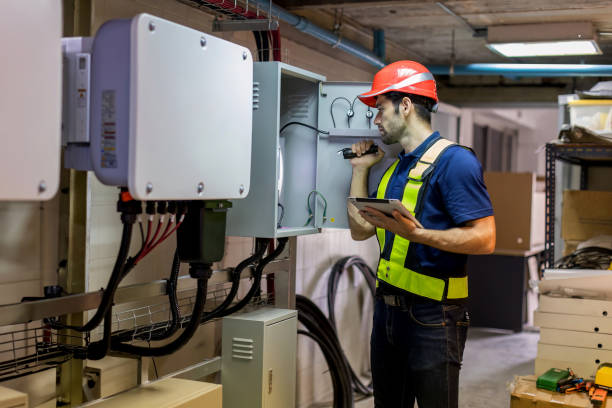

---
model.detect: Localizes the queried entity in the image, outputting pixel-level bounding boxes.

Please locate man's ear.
[401,96,412,117]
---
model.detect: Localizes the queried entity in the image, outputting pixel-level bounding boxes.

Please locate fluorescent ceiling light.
[486,22,602,58]
[487,40,602,57]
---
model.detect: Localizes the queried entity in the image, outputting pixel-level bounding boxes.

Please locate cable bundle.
[554,246,612,270]
[297,256,376,407]
[327,256,375,396]
[297,295,353,408]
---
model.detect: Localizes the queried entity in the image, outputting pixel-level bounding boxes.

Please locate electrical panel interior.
[227,62,396,236]
[222,308,297,408]
[0,1,62,200]
[87,13,253,200]
[227,63,326,238]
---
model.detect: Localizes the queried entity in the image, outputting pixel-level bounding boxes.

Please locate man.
[348,60,496,408]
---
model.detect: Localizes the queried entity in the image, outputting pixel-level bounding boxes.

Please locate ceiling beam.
[276,0,424,10]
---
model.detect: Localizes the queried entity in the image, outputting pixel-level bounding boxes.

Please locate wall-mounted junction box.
[62,37,93,171]
[0,1,62,200]
[226,62,401,237]
[89,13,253,200]
[222,308,297,408]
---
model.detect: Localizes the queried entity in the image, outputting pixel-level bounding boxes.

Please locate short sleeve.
[436,147,494,225]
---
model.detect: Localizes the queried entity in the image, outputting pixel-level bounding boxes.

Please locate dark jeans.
[370,297,470,408]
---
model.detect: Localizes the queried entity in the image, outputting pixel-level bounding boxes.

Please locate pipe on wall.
[428,63,612,77]
[249,0,385,68]
[251,1,612,77]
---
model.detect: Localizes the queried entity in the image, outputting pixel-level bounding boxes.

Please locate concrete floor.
[353,327,539,408]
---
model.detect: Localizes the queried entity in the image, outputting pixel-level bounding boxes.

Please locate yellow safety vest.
[376,137,469,301]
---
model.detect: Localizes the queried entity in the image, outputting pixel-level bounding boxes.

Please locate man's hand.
[360,207,496,255]
[350,140,385,170]
[359,207,418,238]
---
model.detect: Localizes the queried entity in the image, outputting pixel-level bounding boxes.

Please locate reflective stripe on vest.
[375,138,468,301]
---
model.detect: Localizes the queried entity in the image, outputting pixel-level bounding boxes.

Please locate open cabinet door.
[315,82,402,229]
[315,88,462,230]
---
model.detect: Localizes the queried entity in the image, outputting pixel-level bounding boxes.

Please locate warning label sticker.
[101,90,117,168]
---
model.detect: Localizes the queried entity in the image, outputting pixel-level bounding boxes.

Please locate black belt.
[377,292,467,307]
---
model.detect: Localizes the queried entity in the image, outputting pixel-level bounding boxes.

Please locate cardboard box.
[85,356,139,399]
[484,172,545,251]
[2,369,54,407]
[0,386,27,408]
[538,343,612,368]
[562,190,612,242]
[87,378,221,408]
[511,375,594,407]
[534,311,612,334]
[540,328,612,350]
[539,295,612,317]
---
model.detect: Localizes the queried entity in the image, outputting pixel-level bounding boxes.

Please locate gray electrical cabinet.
[226,62,400,238]
[221,308,298,408]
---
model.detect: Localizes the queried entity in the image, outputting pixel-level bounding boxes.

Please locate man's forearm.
[350,168,369,198]
[348,168,375,240]
[409,218,495,255]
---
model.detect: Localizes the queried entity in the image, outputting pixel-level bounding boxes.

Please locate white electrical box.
[222,308,297,408]
[226,62,398,237]
[0,1,62,200]
[62,37,94,171]
[89,14,253,200]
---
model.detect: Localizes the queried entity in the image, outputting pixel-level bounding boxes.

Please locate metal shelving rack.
[544,142,612,267]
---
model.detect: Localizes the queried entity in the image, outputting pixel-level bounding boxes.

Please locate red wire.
[272,29,281,61]
[139,217,184,259]
[133,215,185,264]
[134,218,164,263]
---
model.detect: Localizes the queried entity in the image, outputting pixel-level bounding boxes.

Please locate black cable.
[261,30,270,61]
[109,240,270,344]
[327,256,376,329]
[221,237,288,316]
[277,203,285,228]
[327,256,375,396]
[554,246,612,270]
[201,238,269,322]
[330,97,352,128]
[49,221,134,332]
[253,31,263,61]
[138,222,144,248]
[298,330,349,408]
[138,249,181,341]
[110,265,210,357]
[85,309,113,360]
[297,295,354,407]
[279,121,329,135]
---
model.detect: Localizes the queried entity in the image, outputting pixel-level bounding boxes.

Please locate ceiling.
[275,0,612,65]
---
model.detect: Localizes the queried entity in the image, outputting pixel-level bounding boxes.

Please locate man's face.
[374,95,407,145]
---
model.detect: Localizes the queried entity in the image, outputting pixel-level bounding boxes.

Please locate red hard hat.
[358,61,438,108]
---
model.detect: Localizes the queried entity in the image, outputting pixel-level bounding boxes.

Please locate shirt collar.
[398,131,441,161]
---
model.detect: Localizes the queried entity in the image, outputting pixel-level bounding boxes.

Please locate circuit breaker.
[86,14,253,200]
[221,308,297,408]
[0,1,62,200]
[226,62,397,237]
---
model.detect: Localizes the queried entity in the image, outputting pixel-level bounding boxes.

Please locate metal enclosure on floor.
[0,1,62,200]
[89,13,253,200]
[221,308,297,408]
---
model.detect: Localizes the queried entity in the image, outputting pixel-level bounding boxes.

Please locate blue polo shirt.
[376,132,493,296]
